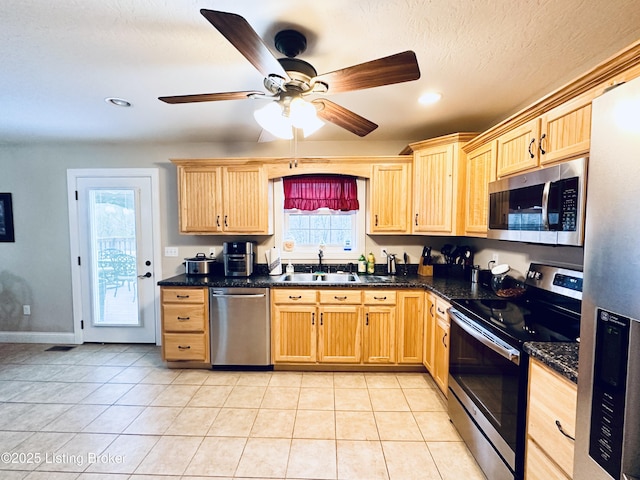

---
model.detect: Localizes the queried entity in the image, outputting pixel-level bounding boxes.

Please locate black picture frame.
[0,193,15,242]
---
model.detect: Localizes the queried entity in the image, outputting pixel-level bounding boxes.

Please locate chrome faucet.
[318,249,324,273]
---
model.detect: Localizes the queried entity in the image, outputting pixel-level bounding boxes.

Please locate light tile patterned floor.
[0,343,487,479]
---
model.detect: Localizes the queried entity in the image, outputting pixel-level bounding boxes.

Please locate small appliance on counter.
[183,253,216,275]
[223,241,255,277]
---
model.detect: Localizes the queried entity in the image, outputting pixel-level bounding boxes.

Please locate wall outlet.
[209,247,216,257]
[380,247,388,258]
[164,247,178,257]
[492,253,499,263]
[23,305,31,315]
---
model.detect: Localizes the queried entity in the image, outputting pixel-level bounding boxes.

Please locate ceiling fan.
[158,9,421,138]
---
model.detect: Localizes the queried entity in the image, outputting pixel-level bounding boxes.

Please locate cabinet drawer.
[435,298,450,320]
[525,437,570,480]
[318,289,362,304]
[163,333,209,362]
[272,289,317,304]
[363,290,396,305]
[162,287,206,304]
[527,360,577,477]
[163,304,207,332]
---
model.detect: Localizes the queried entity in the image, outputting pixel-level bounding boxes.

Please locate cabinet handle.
[334,296,348,301]
[224,215,228,227]
[375,214,379,226]
[373,296,387,301]
[176,295,190,299]
[177,316,190,321]
[539,133,547,155]
[415,213,419,226]
[288,295,302,300]
[528,138,536,158]
[430,304,435,316]
[216,215,220,227]
[366,312,369,326]
[320,312,323,326]
[555,420,575,441]
[178,345,191,350]
[312,312,315,325]
[442,332,448,348]
[437,307,445,315]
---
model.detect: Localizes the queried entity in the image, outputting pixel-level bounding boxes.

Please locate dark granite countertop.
[158,272,498,302]
[524,342,579,384]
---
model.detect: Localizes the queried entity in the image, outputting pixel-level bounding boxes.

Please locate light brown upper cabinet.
[369,163,412,234]
[539,95,592,165]
[176,163,272,234]
[464,140,497,237]
[496,94,593,178]
[410,133,477,235]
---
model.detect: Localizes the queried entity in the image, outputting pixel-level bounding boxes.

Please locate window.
[274,177,366,261]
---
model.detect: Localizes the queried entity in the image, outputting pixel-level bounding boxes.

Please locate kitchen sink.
[276,272,361,283]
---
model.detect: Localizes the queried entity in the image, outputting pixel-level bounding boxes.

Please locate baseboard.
[0,331,77,344]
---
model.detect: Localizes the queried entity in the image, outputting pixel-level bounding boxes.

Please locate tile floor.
[0,343,486,480]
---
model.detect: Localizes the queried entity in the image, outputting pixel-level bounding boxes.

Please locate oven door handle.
[448,308,520,365]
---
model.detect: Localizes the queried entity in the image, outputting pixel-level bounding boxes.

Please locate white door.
[69,170,161,343]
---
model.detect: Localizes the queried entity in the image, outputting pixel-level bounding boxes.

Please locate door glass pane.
[89,188,140,326]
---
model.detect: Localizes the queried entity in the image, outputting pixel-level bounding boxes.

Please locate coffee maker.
[223,242,255,277]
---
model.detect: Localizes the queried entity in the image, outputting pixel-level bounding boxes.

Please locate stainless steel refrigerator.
[575,75,640,479]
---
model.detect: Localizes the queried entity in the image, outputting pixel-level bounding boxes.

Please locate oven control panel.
[525,263,583,300]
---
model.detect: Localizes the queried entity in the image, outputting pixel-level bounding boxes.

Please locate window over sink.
[274,176,366,261]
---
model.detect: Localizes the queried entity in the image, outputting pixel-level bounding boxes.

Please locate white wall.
[0,139,583,336]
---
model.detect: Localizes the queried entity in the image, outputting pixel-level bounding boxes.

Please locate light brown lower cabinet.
[525,358,577,479]
[432,297,451,395]
[271,288,423,367]
[161,287,210,363]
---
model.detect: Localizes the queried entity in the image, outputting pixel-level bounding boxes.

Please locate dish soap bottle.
[367,252,375,274]
[358,254,367,273]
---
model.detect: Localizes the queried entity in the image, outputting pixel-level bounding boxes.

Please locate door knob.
[138,272,152,278]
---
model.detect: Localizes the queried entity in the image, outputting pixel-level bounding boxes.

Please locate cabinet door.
[433,316,450,394]
[423,293,436,373]
[464,141,497,236]
[318,306,361,363]
[272,305,317,363]
[527,359,577,478]
[222,166,270,233]
[496,118,541,177]
[525,438,571,480]
[539,96,592,165]
[363,307,395,364]
[413,144,455,233]
[177,166,222,233]
[370,164,411,233]
[396,291,424,364]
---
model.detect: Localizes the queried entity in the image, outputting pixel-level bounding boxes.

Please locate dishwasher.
[209,287,271,368]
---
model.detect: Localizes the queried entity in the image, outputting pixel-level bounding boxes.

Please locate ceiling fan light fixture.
[253,102,293,139]
[289,97,325,137]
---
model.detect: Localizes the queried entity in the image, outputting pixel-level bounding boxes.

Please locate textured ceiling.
[1,0,640,144]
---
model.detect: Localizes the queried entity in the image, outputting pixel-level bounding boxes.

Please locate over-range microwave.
[488,157,587,246]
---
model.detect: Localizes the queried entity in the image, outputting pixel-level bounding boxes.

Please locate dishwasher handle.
[448,307,520,365]
[211,292,266,298]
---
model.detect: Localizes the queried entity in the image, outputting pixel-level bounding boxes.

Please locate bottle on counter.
[367,252,375,274]
[358,254,367,273]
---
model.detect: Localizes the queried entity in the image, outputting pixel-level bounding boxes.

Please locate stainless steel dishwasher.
[209,287,271,367]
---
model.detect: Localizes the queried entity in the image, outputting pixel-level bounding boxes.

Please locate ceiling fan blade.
[313,51,420,94]
[312,99,378,137]
[200,9,289,81]
[158,91,264,104]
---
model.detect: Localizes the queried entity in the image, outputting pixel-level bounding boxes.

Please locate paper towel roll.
[266,247,282,275]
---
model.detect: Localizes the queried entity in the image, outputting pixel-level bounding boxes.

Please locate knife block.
[417,258,433,277]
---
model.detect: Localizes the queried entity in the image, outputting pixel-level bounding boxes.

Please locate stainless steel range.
[447,263,583,480]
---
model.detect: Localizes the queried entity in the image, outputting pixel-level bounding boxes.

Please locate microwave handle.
[541,181,551,230]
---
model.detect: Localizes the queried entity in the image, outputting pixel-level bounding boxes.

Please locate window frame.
[274,178,366,262]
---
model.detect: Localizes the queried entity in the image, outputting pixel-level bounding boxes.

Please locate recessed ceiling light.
[418,92,442,105]
[105,97,132,107]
